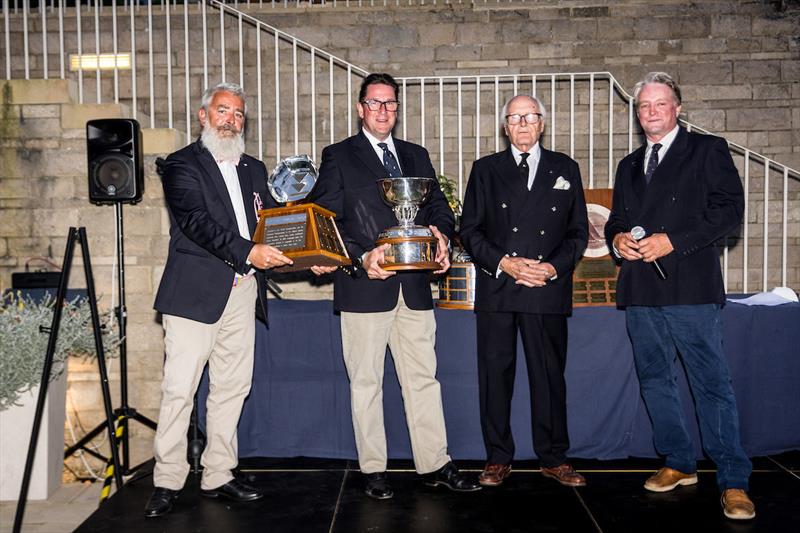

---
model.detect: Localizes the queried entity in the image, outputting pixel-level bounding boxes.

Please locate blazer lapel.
[495,147,528,198]
[395,140,416,177]
[353,131,390,179]
[528,148,558,200]
[630,146,646,200]
[237,159,258,236]
[193,141,238,229]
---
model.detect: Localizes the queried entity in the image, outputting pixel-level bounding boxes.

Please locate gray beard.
[201,124,245,162]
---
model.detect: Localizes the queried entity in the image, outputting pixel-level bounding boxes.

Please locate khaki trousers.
[153,276,256,491]
[341,290,451,475]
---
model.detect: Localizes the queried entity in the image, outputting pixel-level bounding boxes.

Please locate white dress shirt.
[644,124,680,170]
[510,142,541,191]
[362,129,403,175]
[216,159,254,277]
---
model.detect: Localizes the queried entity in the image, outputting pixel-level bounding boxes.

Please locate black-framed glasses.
[505,112,543,125]
[361,99,400,112]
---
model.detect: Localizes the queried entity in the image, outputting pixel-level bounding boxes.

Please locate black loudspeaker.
[86,118,144,204]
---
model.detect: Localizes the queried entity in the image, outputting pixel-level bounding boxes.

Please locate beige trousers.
[341,290,451,475]
[153,275,257,491]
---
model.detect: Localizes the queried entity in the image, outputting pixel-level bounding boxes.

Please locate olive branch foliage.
[0,292,120,411]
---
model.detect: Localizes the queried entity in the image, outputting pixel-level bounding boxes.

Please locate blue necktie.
[378,142,402,177]
[645,143,662,185]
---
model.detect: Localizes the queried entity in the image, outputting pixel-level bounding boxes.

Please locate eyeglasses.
[361,99,400,112]
[506,112,543,125]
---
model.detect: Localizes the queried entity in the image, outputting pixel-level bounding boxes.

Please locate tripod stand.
[14,228,123,533]
[63,204,157,475]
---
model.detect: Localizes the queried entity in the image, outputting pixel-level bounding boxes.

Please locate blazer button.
[512,227,518,232]
[511,252,518,257]
[537,254,543,260]
[551,206,557,212]
[501,203,507,209]
[540,230,546,235]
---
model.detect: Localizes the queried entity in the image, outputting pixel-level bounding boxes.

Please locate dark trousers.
[626,304,752,491]
[476,311,569,467]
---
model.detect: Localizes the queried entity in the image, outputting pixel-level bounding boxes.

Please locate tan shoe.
[541,464,587,487]
[478,463,511,487]
[721,489,756,520]
[644,467,698,492]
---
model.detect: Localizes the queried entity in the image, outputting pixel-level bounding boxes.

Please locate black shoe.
[201,479,264,502]
[144,487,178,518]
[364,472,393,500]
[421,461,481,492]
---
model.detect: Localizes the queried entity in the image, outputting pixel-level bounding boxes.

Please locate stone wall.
[1,0,798,474]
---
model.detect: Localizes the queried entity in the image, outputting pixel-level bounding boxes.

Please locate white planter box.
[0,371,67,501]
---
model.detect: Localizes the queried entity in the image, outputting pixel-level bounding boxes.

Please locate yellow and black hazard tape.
[99,415,127,504]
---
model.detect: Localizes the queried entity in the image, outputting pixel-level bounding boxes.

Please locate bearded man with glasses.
[460,94,589,488]
[310,72,480,500]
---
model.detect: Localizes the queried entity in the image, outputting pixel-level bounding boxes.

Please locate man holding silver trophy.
[311,73,480,499]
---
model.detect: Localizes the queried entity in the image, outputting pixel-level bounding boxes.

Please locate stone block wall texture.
[1,0,798,474]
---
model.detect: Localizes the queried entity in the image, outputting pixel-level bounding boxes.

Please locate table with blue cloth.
[199,299,800,461]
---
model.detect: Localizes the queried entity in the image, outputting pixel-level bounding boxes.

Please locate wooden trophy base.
[253,203,351,272]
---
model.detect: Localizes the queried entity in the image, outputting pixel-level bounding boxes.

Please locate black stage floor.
[76,453,800,532]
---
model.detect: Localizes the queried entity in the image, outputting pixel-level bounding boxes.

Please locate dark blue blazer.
[310,131,455,312]
[460,147,588,315]
[604,127,744,307]
[154,140,276,324]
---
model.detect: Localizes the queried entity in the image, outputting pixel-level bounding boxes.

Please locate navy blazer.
[460,147,588,315]
[154,140,276,324]
[310,131,455,312]
[604,127,744,307]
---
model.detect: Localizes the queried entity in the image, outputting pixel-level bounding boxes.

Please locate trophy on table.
[252,155,351,272]
[374,176,442,271]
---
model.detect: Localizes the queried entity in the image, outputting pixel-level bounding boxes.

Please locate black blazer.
[460,147,588,315]
[154,140,276,324]
[604,127,744,307]
[310,131,455,312]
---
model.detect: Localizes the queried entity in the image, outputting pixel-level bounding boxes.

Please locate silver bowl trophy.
[375,177,441,271]
[252,155,350,272]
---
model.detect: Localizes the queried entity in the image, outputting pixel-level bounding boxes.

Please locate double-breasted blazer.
[604,127,744,307]
[154,139,276,324]
[310,131,455,313]
[460,146,588,315]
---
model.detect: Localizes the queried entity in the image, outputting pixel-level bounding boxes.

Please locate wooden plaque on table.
[253,203,351,272]
[572,189,620,307]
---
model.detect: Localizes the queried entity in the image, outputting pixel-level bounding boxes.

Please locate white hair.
[199,82,248,115]
[500,94,548,125]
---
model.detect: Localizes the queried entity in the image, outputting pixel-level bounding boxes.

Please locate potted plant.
[0,291,119,501]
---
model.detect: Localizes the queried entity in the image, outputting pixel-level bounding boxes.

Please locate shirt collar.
[362,128,397,153]
[646,124,680,152]
[510,142,541,163]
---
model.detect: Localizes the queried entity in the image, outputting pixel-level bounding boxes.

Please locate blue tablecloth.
[199,300,800,460]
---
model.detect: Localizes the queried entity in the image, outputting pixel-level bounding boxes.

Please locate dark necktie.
[644,143,662,185]
[378,142,402,177]
[519,152,530,186]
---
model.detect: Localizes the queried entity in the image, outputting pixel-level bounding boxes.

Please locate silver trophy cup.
[375,177,441,270]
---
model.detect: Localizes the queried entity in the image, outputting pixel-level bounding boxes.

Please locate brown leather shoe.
[721,489,755,520]
[478,463,512,487]
[541,464,586,487]
[644,467,698,493]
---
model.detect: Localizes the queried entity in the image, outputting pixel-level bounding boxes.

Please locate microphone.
[630,226,668,280]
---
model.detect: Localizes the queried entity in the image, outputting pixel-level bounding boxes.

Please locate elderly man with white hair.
[460,94,588,488]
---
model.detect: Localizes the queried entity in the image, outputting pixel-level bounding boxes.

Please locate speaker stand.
[14,228,123,533]
[64,204,158,476]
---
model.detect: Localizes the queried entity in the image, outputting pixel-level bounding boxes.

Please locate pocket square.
[553,176,571,190]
